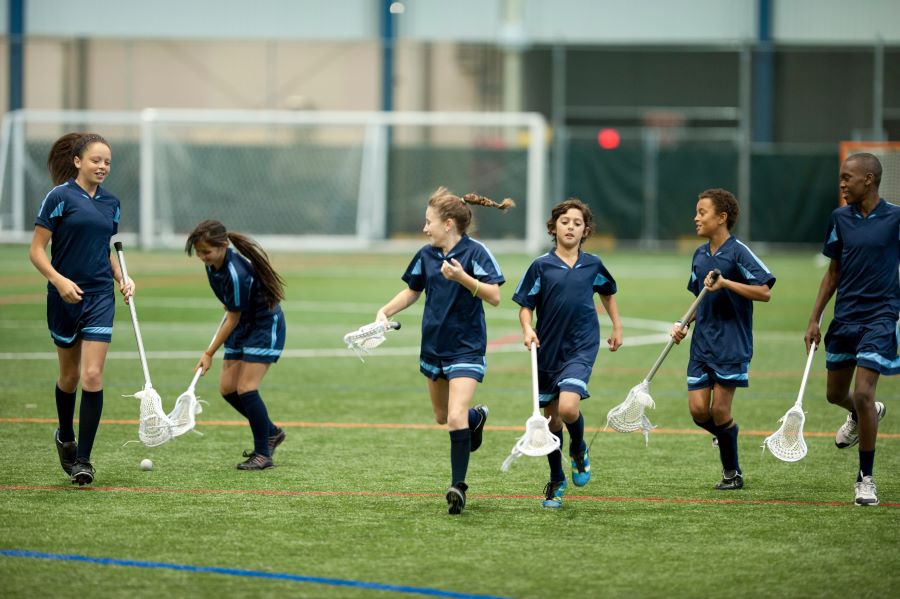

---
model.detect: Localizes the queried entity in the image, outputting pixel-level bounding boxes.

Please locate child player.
[376,186,514,515]
[186,220,287,470]
[671,188,775,491]
[513,198,623,508]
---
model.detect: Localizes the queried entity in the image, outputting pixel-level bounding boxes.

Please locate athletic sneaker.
[70,459,95,486]
[835,402,886,448]
[854,476,879,507]
[470,405,489,452]
[237,453,274,470]
[570,446,592,487]
[54,429,77,475]
[446,482,468,515]
[541,479,567,509]
[715,469,744,491]
[268,427,286,456]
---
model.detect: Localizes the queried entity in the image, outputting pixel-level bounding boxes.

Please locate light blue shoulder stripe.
[827,226,838,244]
[228,262,241,307]
[49,202,65,219]
[735,239,772,274]
[411,257,423,276]
[114,206,120,224]
[470,238,503,277]
[592,273,609,288]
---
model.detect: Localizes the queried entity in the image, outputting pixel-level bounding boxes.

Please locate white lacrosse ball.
[140,458,153,471]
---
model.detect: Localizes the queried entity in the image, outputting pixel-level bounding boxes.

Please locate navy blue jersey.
[688,236,775,364]
[822,199,900,324]
[206,248,280,322]
[512,250,617,373]
[402,235,505,358]
[34,178,121,294]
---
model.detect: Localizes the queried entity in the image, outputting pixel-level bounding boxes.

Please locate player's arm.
[804,258,840,351]
[377,288,422,322]
[28,225,83,303]
[519,306,538,348]
[599,294,623,351]
[705,271,771,302]
[196,309,241,374]
[109,250,135,302]
[440,258,501,306]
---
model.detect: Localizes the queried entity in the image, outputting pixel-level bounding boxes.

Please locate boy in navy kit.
[805,153,895,507]
[29,133,135,486]
[671,188,774,491]
[376,186,514,515]
[513,198,623,508]
[186,220,287,470]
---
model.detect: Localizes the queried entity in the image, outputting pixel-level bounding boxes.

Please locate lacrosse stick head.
[343,321,401,361]
[168,388,199,438]
[515,414,561,457]
[133,387,174,447]
[762,405,807,462]
[607,380,656,434]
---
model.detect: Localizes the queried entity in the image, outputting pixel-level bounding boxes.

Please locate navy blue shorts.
[538,361,593,407]
[825,318,900,375]
[687,359,749,391]
[47,290,115,348]
[223,311,286,364]
[419,353,485,382]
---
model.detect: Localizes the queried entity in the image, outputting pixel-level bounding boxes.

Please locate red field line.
[1,484,895,508]
[2,417,899,438]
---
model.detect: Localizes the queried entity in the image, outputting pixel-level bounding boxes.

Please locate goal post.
[0,109,549,252]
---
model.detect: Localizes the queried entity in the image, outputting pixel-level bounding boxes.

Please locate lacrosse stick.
[762,318,822,462]
[167,314,227,438]
[605,269,721,445]
[501,342,561,472]
[114,242,174,448]
[343,320,401,361]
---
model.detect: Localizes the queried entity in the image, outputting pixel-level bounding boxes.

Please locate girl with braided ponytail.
[30,132,134,486]
[376,186,515,515]
[186,220,287,470]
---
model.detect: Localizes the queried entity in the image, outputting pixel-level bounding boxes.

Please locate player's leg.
[235,361,275,469]
[54,343,81,475]
[852,366,882,506]
[709,383,742,490]
[445,375,479,514]
[558,391,590,486]
[542,398,567,508]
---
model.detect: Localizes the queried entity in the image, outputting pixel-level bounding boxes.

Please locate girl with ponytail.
[186,220,287,470]
[376,186,515,515]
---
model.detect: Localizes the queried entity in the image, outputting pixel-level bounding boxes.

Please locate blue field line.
[1,549,510,599]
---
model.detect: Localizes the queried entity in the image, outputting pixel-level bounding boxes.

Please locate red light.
[597,128,621,150]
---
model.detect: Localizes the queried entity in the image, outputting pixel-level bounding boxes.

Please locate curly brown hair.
[698,188,739,230]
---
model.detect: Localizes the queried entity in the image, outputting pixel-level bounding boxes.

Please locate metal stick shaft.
[114,244,152,386]
[645,283,713,383]
[530,341,541,416]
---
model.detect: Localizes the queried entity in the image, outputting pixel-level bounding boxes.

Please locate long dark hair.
[428,186,515,235]
[47,133,110,185]
[185,220,285,309]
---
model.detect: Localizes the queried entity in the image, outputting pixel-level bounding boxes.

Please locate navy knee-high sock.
[565,412,586,457]
[547,428,565,482]
[55,385,77,442]
[225,391,278,436]
[859,449,875,480]
[719,423,741,474]
[238,390,272,457]
[449,428,471,485]
[76,389,103,460]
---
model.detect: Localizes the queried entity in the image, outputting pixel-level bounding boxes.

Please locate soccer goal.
[0,109,548,252]
[839,141,900,203]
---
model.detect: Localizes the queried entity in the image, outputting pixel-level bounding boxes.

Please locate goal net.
[0,109,548,252]
[839,141,900,204]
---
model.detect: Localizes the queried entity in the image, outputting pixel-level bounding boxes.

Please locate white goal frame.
[0,109,548,252]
